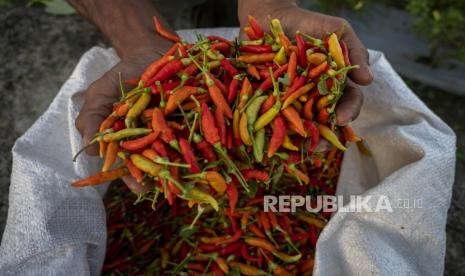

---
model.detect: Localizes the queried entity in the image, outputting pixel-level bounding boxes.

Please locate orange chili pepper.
[102,141,119,172]
[237,53,275,64]
[287,51,297,86]
[245,237,277,252]
[309,60,328,79]
[246,65,261,80]
[153,16,180,42]
[303,98,314,120]
[282,83,315,109]
[249,223,266,238]
[281,106,306,137]
[342,125,362,142]
[72,168,127,187]
[120,131,160,151]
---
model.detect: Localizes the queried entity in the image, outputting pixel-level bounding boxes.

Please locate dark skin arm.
[68,0,176,192]
[68,0,174,154]
[70,0,373,190]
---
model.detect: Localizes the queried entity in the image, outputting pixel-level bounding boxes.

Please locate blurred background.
[0,0,463,274]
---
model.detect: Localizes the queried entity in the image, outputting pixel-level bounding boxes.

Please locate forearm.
[68,0,174,58]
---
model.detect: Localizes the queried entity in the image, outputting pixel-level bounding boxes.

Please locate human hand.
[238,0,374,125]
[69,0,174,192]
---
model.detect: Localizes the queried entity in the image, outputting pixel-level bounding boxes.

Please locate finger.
[75,75,119,155]
[337,26,372,86]
[274,9,374,86]
[335,81,363,126]
[122,176,155,194]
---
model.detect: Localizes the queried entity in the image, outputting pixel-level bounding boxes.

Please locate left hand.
[238,0,373,125]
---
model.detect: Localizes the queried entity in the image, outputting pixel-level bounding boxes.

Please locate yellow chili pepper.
[239,113,253,146]
[272,251,302,263]
[328,33,345,68]
[130,153,164,177]
[296,214,327,229]
[282,83,315,110]
[274,46,287,65]
[253,101,281,131]
[125,91,151,127]
[318,124,347,151]
[185,187,219,211]
[307,52,327,65]
[282,134,299,151]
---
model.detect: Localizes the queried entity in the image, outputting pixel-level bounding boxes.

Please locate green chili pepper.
[318,124,347,151]
[183,187,219,211]
[253,128,266,163]
[102,128,151,142]
[246,95,268,127]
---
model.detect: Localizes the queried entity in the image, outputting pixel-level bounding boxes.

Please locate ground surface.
[0,6,464,275]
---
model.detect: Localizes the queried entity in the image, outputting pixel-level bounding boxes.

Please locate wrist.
[68,0,174,59]
[237,0,298,26]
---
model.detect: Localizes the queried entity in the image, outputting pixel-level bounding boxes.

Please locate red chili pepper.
[204,74,233,119]
[151,80,181,94]
[295,33,307,68]
[177,43,188,58]
[247,15,264,38]
[243,26,259,40]
[179,138,200,173]
[239,45,273,53]
[242,244,260,262]
[112,120,125,132]
[258,64,288,92]
[152,139,168,157]
[209,73,228,97]
[259,94,275,114]
[121,131,160,151]
[267,115,286,157]
[304,120,319,152]
[214,107,227,146]
[226,181,238,214]
[208,35,233,46]
[220,59,239,77]
[281,75,306,101]
[193,134,217,162]
[201,103,221,146]
[317,108,330,124]
[211,42,230,53]
[146,59,184,86]
[241,169,270,182]
[218,241,243,256]
[210,264,225,276]
[152,108,180,150]
[217,229,242,245]
[340,40,351,66]
[153,16,180,42]
[124,158,144,183]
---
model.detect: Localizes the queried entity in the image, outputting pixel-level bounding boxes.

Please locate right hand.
[75,50,168,193]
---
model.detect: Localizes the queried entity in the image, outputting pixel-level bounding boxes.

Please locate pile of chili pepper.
[74,15,363,275]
